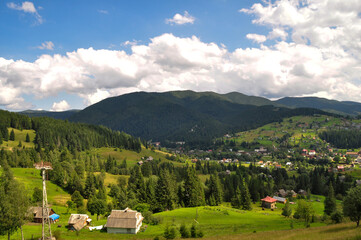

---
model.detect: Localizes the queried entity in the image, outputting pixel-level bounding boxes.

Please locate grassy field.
[2,204,359,240]
[10,168,71,206]
[88,147,185,167]
[0,168,353,240]
[0,128,36,150]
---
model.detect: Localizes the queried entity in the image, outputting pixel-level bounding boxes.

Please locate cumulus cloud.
[7,1,43,24]
[246,33,267,43]
[37,41,54,50]
[166,11,195,25]
[121,40,140,47]
[50,100,71,111]
[1,0,361,110]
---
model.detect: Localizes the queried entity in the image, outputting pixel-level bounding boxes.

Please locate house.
[309,150,316,156]
[298,189,307,197]
[337,165,345,172]
[146,156,153,162]
[106,208,143,234]
[276,189,287,198]
[356,180,361,186]
[346,152,359,158]
[29,207,55,223]
[272,196,287,204]
[68,214,91,231]
[261,196,277,209]
[137,161,143,166]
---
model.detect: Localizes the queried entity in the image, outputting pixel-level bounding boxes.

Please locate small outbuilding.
[29,207,56,223]
[68,214,91,231]
[106,208,143,234]
[272,196,287,204]
[261,196,277,209]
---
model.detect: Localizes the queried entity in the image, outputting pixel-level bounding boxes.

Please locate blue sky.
[1,0,361,111]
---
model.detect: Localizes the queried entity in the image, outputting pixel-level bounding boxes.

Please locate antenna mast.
[35,161,53,240]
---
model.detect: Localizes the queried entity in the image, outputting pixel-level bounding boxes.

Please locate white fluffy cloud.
[37,41,54,50]
[1,0,361,110]
[166,11,195,25]
[50,100,71,111]
[7,1,43,24]
[246,33,267,43]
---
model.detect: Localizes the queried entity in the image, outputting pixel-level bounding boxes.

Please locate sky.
[1,0,361,111]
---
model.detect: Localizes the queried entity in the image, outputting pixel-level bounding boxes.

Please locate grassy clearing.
[0,128,35,150]
[88,147,184,167]
[11,168,71,206]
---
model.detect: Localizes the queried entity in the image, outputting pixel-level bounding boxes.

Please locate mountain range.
[20,91,361,146]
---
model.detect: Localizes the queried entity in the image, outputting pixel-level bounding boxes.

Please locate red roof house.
[261,196,277,209]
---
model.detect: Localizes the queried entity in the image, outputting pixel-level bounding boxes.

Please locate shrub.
[179,224,190,238]
[331,210,343,223]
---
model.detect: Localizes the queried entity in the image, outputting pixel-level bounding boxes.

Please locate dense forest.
[0,110,142,153]
[319,129,361,149]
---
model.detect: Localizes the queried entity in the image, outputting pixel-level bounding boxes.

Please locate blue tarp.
[49,214,60,221]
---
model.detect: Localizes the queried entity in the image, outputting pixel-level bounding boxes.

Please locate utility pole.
[35,161,53,240]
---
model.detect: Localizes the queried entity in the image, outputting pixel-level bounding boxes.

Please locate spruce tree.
[25,133,30,143]
[155,169,177,212]
[9,129,15,141]
[324,183,336,215]
[231,187,242,209]
[183,167,205,207]
[207,174,223,206]
[241,180,252,210]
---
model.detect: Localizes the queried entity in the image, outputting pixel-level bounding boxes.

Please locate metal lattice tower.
[34,161,53,240]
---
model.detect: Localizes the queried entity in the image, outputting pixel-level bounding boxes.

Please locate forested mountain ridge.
[69,91,331,146]
[275,97,361,116]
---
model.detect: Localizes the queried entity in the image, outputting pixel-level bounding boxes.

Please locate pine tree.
[9,129,15,141]
[324,183,337,215]
[128,165,147,203]
[25,133,30,143]
[241,179,252,210]
[207,174,223,206]
[231,187,242,209]
[155,169,177,212]
[183,167,205,207]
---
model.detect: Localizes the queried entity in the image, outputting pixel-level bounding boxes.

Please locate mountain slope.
[275,97,361,115]
[69,91,329,145]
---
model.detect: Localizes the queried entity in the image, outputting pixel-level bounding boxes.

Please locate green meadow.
[0,128,36,150]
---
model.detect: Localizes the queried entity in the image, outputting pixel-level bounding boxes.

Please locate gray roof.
[106,208,143,229]
[273,196,286,202]
[30,207,54,219]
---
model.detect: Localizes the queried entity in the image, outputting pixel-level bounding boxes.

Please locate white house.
[106,208,143,234]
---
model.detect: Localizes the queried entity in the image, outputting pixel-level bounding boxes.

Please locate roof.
[30,207,54,219]
[49,214,59,221]
[106,208,143,229]
[68,214,89,225]
[273,196,286,202]
[261,196,277,203]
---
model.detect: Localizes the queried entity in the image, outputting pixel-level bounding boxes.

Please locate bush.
[191,224,197,238]
[164,226,177,239]
[331,210,343,223]
[179,224,190,238]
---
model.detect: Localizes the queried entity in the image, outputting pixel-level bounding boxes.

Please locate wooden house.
[29,207,55,223]
[106,208,143,234]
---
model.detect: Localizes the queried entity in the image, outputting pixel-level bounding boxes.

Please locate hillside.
[69,91,328,146]
[275,97,361,116]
